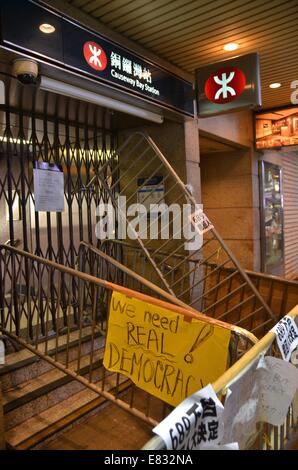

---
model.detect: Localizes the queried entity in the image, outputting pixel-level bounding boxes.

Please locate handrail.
[0,244,257,341]
[142,304,298,450]
[205,260,298,288]
[102,240,298,288]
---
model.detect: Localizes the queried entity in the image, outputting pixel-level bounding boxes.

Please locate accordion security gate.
[0,82,118,266]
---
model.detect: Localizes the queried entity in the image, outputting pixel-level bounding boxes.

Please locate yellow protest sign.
[103,292,231,407]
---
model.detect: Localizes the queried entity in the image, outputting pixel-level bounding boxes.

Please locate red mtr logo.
[83,41,107,72]
[204,66,246,104]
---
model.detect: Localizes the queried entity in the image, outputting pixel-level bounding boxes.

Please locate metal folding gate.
[0,79,117,267]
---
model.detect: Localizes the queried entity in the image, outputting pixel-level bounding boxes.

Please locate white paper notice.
[270,316,298,362]
[222,359,260,450]
[222,356,298,448]
[256,356,298,426]
[33,163,64,212]
[153,384,224,450]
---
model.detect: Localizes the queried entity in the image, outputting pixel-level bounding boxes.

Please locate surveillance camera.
[12,58,38,84]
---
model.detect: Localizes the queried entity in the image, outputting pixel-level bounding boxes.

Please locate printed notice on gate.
[270,315,298,362]
[33,161,64,212]
[103,292,231,407]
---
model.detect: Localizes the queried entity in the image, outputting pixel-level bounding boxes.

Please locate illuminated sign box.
[196,53,261,117]
[255,106,298,149]
[0,0,194,117]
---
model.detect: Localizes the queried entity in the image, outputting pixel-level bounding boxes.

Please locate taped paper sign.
[153,384,224,450]
[103,292,231,407]
[222,356,298,449]
[270,315,298,362]
[189,208,213,235]
[33,161,65,212]
[256,356,298,426]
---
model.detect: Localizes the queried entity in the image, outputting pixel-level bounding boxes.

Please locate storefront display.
[255,107,298,149]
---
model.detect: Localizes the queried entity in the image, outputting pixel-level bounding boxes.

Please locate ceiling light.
[39,23,55,34]
[269,83,281,89]
[223,43,239,52]
[39,76,164,124]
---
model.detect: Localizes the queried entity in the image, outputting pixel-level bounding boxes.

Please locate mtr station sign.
[196,53,262,117]
[0,0,194,117]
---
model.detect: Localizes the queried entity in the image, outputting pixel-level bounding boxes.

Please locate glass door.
[259,161,284,276]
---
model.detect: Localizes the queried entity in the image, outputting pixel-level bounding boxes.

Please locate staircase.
[0,327,129,449]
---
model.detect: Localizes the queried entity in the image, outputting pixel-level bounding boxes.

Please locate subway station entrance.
[0,0,298,453]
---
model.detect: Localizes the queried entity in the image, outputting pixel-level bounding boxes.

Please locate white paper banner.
[222,355,298,449]
[270,316,298,362]
[153,384,224,450]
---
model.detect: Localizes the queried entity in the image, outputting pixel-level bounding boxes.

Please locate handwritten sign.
[222,356,298,448]
[103,292,231,407]
[270,316,298,362]
[256,356,298,426]
[153,384,224,449]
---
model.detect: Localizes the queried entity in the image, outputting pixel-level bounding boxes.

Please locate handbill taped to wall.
[103,292,231,407]
[222,355,298,449]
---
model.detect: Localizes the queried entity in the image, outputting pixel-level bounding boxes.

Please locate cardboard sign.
[153,384,224,450]
[270,316,298,362]
[103,292,231,407]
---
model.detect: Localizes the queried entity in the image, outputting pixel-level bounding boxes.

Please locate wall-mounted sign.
[196,53,261,117]
[255,106,298,149]
[0,0,194,117]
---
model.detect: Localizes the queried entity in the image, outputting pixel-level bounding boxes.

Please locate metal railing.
[0,244,257,447]
[101,239,276,337]
[93,131,275,335]
[142,305,298,450]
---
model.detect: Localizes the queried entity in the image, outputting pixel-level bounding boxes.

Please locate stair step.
[0,326,100,375]
[0,327,102,391]
[3,340,105,413]
[5,374,130,450]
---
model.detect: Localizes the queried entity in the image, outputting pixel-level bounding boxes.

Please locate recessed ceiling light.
[269,83,281,89]
[39,23,55,34]
[223,43,239,52]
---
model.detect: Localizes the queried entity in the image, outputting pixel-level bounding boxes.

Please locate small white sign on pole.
[270,315,298,362]
[33,162,64,212]
[153,384,225,450]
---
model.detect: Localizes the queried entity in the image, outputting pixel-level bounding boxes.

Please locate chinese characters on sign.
[189,208,214,235]
[108,49,159,95]
[270,315,298,362]
[153,384,225,450]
